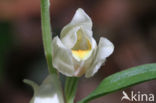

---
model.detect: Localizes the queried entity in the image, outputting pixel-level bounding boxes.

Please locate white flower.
[52,8,114,78]
[24,75,64,103]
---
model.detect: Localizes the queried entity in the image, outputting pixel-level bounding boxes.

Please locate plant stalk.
[65,77,79,103]
[40,0,57,74]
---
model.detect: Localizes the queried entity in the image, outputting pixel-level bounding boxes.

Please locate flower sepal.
[24,74,64,103]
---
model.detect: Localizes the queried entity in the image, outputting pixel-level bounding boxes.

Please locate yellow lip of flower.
[72,49,91,60]
[72,38,92,60]
[71,28,92,60]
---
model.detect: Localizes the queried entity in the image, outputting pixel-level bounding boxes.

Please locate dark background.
[0,0,156,103]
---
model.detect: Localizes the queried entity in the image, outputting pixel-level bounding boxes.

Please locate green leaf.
[78,63,156,103]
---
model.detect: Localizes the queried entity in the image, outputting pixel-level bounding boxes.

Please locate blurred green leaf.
[0,22,12,81]
[78,63,156,103]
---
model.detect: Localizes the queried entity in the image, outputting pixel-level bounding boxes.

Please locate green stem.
[40,0,57,74]
[65,77,79,103]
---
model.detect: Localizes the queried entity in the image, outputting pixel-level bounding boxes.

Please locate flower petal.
[52,36,75,76]
[61,26,79,49]
[60,8,92,39]
[85,37,114,78]
[24,75,64,103]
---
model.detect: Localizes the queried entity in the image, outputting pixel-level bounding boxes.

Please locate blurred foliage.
[0,21,12,82]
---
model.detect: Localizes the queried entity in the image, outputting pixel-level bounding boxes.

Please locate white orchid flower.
[24,75,64,103]
[52,8,114,78]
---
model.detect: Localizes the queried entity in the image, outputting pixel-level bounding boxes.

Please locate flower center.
[72,49,91,60]
[72,29,92,60]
